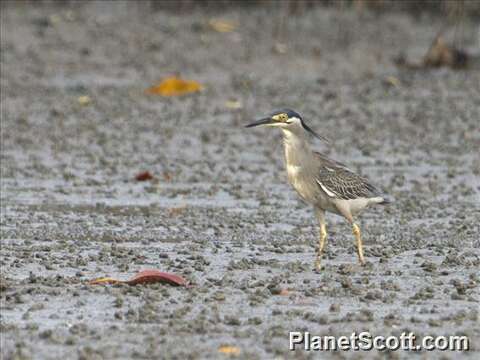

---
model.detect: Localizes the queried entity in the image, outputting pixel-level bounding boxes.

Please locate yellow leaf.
[78,95,91,105]
[384,76,400,88]
[218,345,240,356]
[209,19,236,33]
[49,14,61,26]
[225,99,242,110]
[146,77,203,97]
[273,42,288,54]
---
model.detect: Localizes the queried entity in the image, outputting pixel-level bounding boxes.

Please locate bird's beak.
[245,117,274,128]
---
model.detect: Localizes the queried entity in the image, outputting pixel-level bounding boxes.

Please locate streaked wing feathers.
[316,162,379,200]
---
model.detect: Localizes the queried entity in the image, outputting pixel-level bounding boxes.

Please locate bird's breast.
[286,164,301,178]
[286,164,317,204]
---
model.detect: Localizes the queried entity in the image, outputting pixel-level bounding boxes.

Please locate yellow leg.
[352,223,365,265]
[315,223,327,270]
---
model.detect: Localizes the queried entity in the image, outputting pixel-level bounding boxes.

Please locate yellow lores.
[272,113,289,122]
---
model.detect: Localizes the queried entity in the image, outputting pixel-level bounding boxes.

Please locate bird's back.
[313,152,389,216]
[314,152,383,200]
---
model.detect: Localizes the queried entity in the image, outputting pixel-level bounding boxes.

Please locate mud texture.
[1,2,479,359]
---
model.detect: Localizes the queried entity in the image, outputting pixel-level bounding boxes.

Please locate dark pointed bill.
[245,115,330,144]
[245,117,274,128]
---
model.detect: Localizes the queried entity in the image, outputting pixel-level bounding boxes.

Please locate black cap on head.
[272,108,302,120]
[274,108,329,143]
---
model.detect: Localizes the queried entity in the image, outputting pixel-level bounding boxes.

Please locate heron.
[246,109,390,270]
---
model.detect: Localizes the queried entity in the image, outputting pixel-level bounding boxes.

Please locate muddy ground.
[1,2,479,359]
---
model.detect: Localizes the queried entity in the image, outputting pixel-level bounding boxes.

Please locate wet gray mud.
[1,2,479,359]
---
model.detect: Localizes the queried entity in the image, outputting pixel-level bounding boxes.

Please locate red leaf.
[125,269,187,286]
[135,171,154,181]
[88,270,187,287]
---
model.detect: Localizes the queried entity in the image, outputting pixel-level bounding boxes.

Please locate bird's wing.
[315,157,380,200]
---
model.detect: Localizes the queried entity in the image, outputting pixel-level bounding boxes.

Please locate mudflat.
[1,2,479,359]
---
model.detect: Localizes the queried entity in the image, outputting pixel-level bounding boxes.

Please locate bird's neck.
[282,130,314,167]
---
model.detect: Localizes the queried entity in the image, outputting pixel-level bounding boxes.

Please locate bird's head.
[245,109,328,142]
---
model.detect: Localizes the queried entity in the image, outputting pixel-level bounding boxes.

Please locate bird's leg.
[335,206,366,265]
[352,223,365,266]
[314,209,327,270]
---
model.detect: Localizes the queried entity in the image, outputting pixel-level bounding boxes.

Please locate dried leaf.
[273,42,288,54]
[423,36,468,69]
[225,99,242,110]
[209,19,236,33]
[394,35,470,70]
[146,77,202,97]
[49,14,61,26]
[89,269,187,287]
[168,206,186,217]
[384,76,401,88]
[78,95,91,105]
[279,288,290,296]
[218,345,241,356]
[135,171,154,181]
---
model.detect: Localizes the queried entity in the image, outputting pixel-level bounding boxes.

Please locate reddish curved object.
[125,269,187,286]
